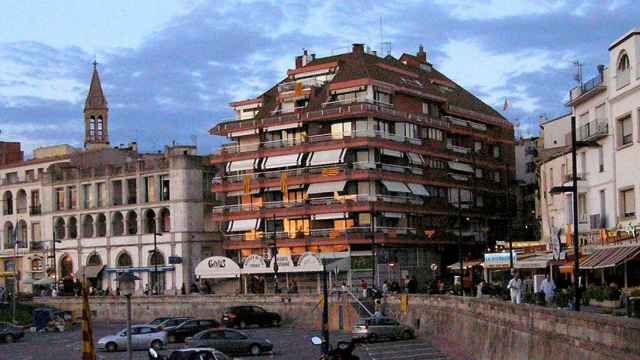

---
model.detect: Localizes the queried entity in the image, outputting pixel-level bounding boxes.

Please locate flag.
[280,172,288,195]
[242,175,251,194]
[294,82,302,97]
[502,97,510,111]
[81,281,96,360]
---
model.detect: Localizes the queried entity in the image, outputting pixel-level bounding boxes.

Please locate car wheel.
[106,342,117,352]
[239,321,247,329]
[368,333,378,343]
[151,340,163,350]
[272,319,280,327]
[249,344,261,356]
[4,334,14,343]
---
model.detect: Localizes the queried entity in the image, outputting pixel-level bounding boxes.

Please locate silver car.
[351,317,414,342]
[97,325,167,352]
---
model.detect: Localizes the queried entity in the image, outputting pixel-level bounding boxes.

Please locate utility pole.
[321,259,329,355]
[272,214,278,294]
[370,206,376,289]
[11,226,17,323]
[506,164,514,271]
[52,227,58,293]
[152,232,162,295]
[457,187,463,295]
[570,116,581,311]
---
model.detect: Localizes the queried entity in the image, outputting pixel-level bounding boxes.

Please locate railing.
[278,78,325,92]
[582,73,605,93]
[223,226,419,242]
[577,119,608,141]
[563,172,587,183]
[29,205,42,215]
[446,143,471,154]
[211,101,449,135]
[16,206,27,214]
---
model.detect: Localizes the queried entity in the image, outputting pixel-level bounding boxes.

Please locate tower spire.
[84,62,107,111]
[83,63,109,149]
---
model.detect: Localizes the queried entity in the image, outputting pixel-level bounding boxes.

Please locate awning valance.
[581,245,640,269]
[104,265,175,273]
[227,159,256,172]
[407,153,424,165]
[265,122,301,132]
[307,181,347,194]
[514,253,553,269]
[263,153,302,169]
[448,161,474,173]
[311,212,348,220]
[381,148,403,158]
[407,183,429,196]
[229,129,258,138]
[307,149,345,166]
[227,188,260,196]
[195,256,241,279]
[84,265,104,279]
[381,180,411,193]
[382,212,404,218]
[227,219,261,232]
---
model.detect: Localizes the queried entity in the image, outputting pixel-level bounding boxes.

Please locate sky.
[0,0,638,155]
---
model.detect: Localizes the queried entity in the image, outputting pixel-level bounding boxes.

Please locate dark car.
[147,317,174,327]
[154,317,192,330]
[221,306,280,328]
[185,328,272,356]
[148,347,230,360]
[0,322,24,343]
[166,319,220,343]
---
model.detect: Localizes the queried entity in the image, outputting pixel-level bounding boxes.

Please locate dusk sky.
[0,0,638,155]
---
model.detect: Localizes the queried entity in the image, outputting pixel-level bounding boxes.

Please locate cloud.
[435,0,565,20]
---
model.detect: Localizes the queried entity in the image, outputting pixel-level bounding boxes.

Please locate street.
[0,321,448,360]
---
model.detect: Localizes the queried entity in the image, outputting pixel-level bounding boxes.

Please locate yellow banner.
[243,175,251,194]
[400,293,408,315]
[280,172,288,194]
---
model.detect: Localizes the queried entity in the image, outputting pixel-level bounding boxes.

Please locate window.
[422,102,429,114]
[595,104,606,121]
[427,128,443,142]
[474,141,483,153]
[112,180,123,206]
[427,157,446,170]
[475,168,483,178]
[224,330,246,340]
[55,188,64,211]
[492,145,501,158]
[127,179,137,204]
[96,183,106,207]
[619,115,633,146]
[89,117,95,138]
[617,52,630,89]
[599,190,606,224]
[68,186,77,209]
[160,175,170,201]
[598,146,604,172]
[31,222,41,241]
[549,168,554,187]
[373,90,392,106]
[621,188,636,218]
[578,193,587,222]
[25,169,34,181]
[144,176,156,202]
[494,171,501,183]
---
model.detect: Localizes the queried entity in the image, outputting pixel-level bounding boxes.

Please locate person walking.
[361,280,368,299]
[541,274,556,305]
[507,272,523,304]
[382,280,388,294]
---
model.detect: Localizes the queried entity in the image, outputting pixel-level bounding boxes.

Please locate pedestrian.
[204,281,211,294]
[507,272,523,304]
[541,273,556,305]
[382,280,388,294]
[190,283,199,294]
[408,276,418,294]
[341,281,347,293]
[181,283,186,295]
[0,286,4,304]
[144,283,150,296]
[476,280,486,299]
[361,279,368,298]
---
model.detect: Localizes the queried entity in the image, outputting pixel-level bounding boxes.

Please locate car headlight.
[265,339,272,344]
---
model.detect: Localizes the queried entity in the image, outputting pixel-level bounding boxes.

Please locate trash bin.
[627,297,640,318]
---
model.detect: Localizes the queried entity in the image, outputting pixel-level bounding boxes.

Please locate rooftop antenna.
[573,60,583,87]
[379,16,383,56]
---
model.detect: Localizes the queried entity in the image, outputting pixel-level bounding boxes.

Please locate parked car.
[97,325,167,352]
[0,322,24,343]
[154,317,192,330]
[185,328,273,356]
[221,305,281,328]
[351,317,414,342]
[166,319,220,343]
[148,347,231,360]
[147,317,175,327]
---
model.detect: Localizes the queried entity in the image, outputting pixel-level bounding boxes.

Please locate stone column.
[122,179,129,205]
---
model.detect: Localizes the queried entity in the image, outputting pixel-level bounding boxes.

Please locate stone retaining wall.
[35,294,640,360]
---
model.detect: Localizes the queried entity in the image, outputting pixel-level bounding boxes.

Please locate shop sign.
[243,254,267,269]
[194,256,241,279]
[484,252,517,268]
[298,253,323,272]
[271,254,295,272]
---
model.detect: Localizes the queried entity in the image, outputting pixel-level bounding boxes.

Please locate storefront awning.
[581,245,640,269]
[84,265,105,279]
[381,180,411,193]
[104,265,175,273]
[514,253,553,269]
[447,259,483,270]
[307,149,345,166]
[227,159,256,172]
[195,256,241,279]
[307,181,347,195]
[263,153,302,169]
[448,161,474,173]
[407,183,429,196]
[311,212,348,220]
[407,153,424,165]
[227,219,261,232]
[381,148,403,158]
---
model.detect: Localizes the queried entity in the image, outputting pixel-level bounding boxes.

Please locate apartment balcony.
[30,241,47,251]
[446,143,471,155]
[563,172,588,185]
[210,101,449,137]
[569,72,607,105]
[29,205,42,216]
[589,214,607,230]
[577,119,608,142]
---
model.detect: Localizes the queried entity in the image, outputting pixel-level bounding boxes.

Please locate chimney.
[352,43,365,56]
[295,55,303,69]
[597,64,605,79]
[416,44,427,63]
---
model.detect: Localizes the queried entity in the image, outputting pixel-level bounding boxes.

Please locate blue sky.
[0,0,637,155]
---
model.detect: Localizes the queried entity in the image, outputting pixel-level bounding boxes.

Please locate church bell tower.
[84,62,109,150]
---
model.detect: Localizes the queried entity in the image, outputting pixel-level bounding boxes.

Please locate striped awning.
[581,245,640,269]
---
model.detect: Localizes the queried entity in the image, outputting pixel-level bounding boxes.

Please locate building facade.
[209,44,515,287]
[0,64,220,295]
[513,137,539,241]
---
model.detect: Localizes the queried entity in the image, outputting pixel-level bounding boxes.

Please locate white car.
[97,325,167,352]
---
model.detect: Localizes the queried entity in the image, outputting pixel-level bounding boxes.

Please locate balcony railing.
[29,205,42,215]
[577,119,608,142]
[223,226,419,242]
[570,72,606,101]
[446,143,471,154]
[563,173,587,183]
[211,101,449,135]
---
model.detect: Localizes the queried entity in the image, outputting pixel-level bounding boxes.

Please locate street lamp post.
[151,232,162,295]
[570,116,581,311]
[51,227,61,293]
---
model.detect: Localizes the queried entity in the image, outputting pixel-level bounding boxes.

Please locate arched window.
[97,116,104,140]
[2,191,13,215]
[144,209,157,234]
[60,255,73,279]
[4,260,15,272]
[16,220,28,248]
[96,213,107,237]
[3,222,14,249]
[126,211,138,235]
[112,212,124,236]
[617,52,631,88]
[148,251,166,295]
[16,189,27,214]
[116,252,133,268]
[82,215,94,238]
[87,253,102,266]
[68,217,78,239]
[54,218,66,240]
[89,117,96,138]
[159,208,170,233]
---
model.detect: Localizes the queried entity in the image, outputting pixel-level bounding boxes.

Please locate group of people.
[502,271,556,305]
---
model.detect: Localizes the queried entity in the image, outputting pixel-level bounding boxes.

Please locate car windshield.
[149,318,169,325]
